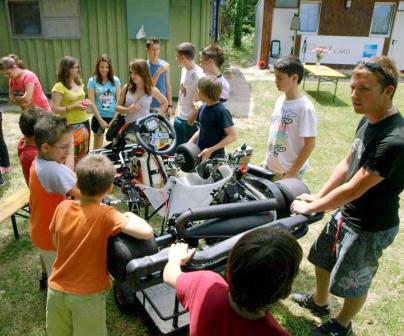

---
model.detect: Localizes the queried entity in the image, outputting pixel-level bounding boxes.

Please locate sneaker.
[0,166,11,174]
[292,293,330,317]
[311,319,353,336]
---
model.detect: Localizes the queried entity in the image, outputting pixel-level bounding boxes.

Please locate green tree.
[233,0,245,47]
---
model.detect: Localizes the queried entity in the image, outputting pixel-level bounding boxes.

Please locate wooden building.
[0,0,219,94]
[255,0,404,71]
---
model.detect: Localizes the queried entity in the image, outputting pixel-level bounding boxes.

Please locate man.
[290,56,404,336]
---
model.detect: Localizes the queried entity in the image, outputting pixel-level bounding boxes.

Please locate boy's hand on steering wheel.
[199,148,214,161]
[168,243,195,266]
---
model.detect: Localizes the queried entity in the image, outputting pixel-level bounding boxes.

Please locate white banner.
[299,35,385,65]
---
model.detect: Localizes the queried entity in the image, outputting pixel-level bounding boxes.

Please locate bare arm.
[121,212,154,240]
[284,137,316,178]
[199,126,237,160]
[151,87,168,116]
[291,167,383,214]
[163,243,195,288]
[188,129,200,144]
[165,68,173,116]
[115,84,138,114]
[14,82,34,106]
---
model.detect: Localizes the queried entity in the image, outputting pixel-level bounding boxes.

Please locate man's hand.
[290,199,313,215]
[168,243,195,266]
[296,193,318,202]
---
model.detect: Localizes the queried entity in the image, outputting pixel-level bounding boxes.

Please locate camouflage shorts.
[308,210,399,298]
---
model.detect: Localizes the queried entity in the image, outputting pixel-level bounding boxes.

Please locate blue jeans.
[174,116,198,149]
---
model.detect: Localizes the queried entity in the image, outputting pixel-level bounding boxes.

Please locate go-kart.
[91,114,323,334]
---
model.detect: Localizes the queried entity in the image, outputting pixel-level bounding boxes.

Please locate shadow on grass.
[305,90,350,107]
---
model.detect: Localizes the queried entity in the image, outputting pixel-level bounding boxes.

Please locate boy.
[46,155,154,336]
[265,56,317,179]
[188,75,236,160]
[199,44,230,102]
[146,38,173,116]
[174,42,204,147]
[163,227,303,336]
[29,114,80,277]
[18,107,46,185]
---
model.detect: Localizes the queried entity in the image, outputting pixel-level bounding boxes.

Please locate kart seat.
[138,165,233,219]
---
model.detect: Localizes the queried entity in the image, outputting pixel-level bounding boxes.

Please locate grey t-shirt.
[35,157,76,195]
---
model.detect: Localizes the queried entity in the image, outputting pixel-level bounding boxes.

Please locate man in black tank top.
[290,56,404,336]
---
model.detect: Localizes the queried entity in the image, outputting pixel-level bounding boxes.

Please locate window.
[6,0,80,39]
[7,1,41,36]
[370,3,396,36]
[275,0,298,8]
[127,0,170,40]
[299,1,321,34]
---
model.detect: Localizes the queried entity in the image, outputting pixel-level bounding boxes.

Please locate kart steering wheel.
[126,114,176,155]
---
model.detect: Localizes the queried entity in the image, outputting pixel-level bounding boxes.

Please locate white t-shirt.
[266,95,317,174]
[218,74,230,101]
[176,65,204,120]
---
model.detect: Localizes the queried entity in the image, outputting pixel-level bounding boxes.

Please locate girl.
[51,56,91,161]
[0,54,50,111]
[116,59,168,124]
[87,55,121,149]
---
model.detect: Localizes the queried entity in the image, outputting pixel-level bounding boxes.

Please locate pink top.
[9,70,50,111]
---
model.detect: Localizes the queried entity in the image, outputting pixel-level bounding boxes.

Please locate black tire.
[175,143,201,172]
[113,282,137,314]
[275,178,310,206]
[108,233,158,282]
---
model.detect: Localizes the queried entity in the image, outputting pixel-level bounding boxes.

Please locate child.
[174,42,204,147]
[199,44,230,102]
[29,114,80,278]
[265,56,317,179]
[18,107,46,185]
[46,155,154,336]
[146,38,173,116]
[188,75,236,160]
[163,227,303,336]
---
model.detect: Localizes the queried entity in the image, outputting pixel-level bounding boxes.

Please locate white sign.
[299,35,385,65]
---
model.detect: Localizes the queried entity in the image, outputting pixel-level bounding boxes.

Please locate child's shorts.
[46,288,107,336]
[91,116,113,134]
[308,210,398,298]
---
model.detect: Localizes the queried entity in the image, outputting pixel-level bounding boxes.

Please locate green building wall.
[0,0,213,96]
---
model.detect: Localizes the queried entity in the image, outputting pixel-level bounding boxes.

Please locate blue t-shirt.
[197,102,234,158]
[87,76,121,118]
[147,59,167,108]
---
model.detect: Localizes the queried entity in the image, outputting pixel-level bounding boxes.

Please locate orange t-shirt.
[48,200,127,295]
[29,162,67,250]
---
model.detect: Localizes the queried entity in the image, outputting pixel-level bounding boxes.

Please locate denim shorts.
[308,210,399,298]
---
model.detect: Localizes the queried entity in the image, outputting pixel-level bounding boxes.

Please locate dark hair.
[200,44,225,68]
[146,38,160,49]
[93,54,115,86]
[354,56,399,98]
[274,56,304,84]
[76,155,116,196]
[19,107,46,138]
[34,114,72,148]
[175,42,195,60]
[198,75,222,102]
[227,227,303,312]
[57,55,82,89]
[128,58,153,95]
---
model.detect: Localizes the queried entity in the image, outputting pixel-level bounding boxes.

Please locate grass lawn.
[0,77,403,336]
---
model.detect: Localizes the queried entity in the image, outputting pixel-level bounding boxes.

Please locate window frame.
[369,2,396,37]
[6,0,43,38]
[298,0,322,35]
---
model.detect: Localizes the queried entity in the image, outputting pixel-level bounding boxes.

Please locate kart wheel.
[113,282,137,314]
[275,178,310,206]
[175,143,201,172]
